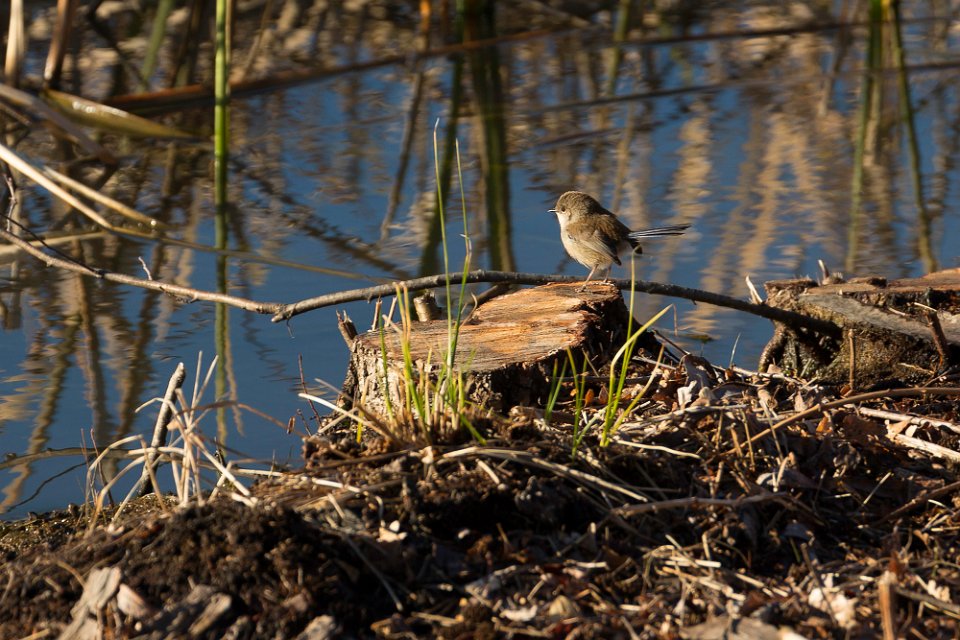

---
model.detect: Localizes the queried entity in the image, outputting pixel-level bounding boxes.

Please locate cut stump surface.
[342,282,630,415]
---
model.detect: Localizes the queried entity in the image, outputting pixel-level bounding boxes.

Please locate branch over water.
[0,200,834,335]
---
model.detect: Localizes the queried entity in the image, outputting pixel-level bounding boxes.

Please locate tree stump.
[761,268,960,385]
[341,282,631,417]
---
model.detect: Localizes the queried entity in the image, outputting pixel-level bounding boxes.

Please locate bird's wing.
[573,225,621,265]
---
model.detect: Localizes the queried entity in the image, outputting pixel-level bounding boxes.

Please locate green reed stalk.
[605,0,632,96]
[141,0,175,91]
[544,358,569,425]
[396,285,427,430]
[847,0,882,273]
[611,344,666,439]
[214,0,231,209]
[432,122,472,370]
[567,349,593,461]
[213,0,233,446]
[600,258,671,446]
[567,349,584,458]
[888,1,936,273]
[365,124,482,444]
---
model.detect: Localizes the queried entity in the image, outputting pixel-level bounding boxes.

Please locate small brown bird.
[549,191,689,288]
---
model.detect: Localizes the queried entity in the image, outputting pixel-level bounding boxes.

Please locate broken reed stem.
[878,570,897,640]
[920,307,951,369]
[847,329,856,391]
[138,363,187,497]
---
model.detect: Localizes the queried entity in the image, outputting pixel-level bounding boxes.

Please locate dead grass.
[2,348,959,638]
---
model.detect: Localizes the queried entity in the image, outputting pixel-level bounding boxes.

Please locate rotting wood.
[59,566,121,640]
[341,282,635,416]
[760,268,960,385]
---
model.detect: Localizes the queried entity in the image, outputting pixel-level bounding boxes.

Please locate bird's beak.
[548,209,556,214]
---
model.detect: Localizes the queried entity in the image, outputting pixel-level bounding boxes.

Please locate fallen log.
[761,268,960,386]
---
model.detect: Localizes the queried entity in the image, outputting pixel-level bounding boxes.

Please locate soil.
[2,350,960,638]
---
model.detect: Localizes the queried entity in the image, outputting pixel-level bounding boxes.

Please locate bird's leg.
[578,265,598,292]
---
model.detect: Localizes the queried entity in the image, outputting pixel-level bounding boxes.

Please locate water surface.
[1,2,957,517]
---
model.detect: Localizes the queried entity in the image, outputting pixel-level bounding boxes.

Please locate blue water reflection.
[1,3,958,517]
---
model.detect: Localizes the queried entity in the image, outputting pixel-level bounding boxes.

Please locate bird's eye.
[560,207,566,212]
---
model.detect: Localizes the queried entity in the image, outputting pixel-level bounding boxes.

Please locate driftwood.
[760,268,960,385]
[342,282,636,416]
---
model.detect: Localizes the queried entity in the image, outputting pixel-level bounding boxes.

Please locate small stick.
[613,492,786,516]
[802,543,839,627]
[857,406,960,435]
[847,329,856,392]
[337,310,357,345]
[733,387,960,452]
[885,428,960,463]
[878,478,960,523]
[745,275,763,304]
[138,363,186,497]
[919,306,951,370]
[892,583,960,618]
[878,570,897,640]
[298,354,323,433]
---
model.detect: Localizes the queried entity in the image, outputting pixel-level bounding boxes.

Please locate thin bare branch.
[614,492,789,516]
[0,215,840,336]
[272,270,839,334]
[0,179,840,336]
[0,220,281,314]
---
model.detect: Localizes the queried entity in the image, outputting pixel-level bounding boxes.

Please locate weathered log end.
[761,268,960,385]
[342,282,631,417]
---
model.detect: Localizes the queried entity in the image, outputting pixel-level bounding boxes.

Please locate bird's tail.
[626,224,690,248]
[627,224,690,239]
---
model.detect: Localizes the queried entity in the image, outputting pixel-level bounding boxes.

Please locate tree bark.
[760,269,960,386]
